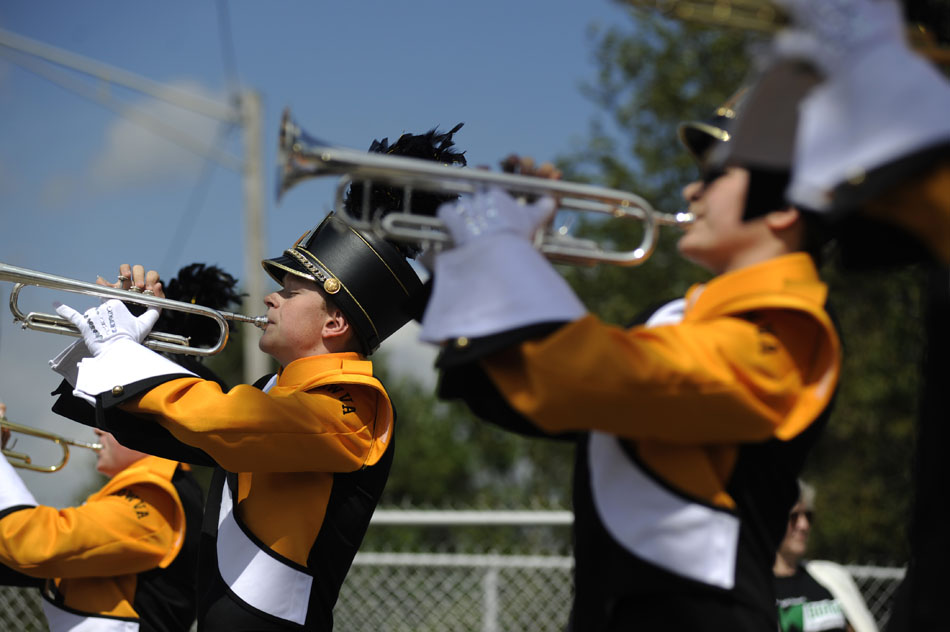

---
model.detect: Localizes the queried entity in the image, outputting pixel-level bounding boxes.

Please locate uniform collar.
[277,352,372,387]
[684,253,826,318]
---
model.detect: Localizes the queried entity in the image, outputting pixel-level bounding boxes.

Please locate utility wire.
[160,122,238,274]
[216,0,242,95]
[162,0,247,273]
[0,46,242,171]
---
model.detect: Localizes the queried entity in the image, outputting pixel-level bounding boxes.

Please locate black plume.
[155,263,245,349]
[344,123,466,258]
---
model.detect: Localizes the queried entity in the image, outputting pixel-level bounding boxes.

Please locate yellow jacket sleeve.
[484,310,824,444]
[125,354,392,473]
[0,480,180,579]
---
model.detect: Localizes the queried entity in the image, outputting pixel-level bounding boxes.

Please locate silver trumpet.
[278,109,693,267]
[0,262,267,356]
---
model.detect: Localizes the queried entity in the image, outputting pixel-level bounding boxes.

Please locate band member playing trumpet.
[49,125,466,631]
[0,400,203,632]
[418,97,840,631]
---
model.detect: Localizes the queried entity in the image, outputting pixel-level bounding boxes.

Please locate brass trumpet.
[0,262,267,356]
[626,0,785,32]
[1,417,102,473]
[278,109,693,267]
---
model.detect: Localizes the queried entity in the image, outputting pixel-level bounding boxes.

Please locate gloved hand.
[772,0,950,211]
[438,186,557,245]
[714,0,950,215]
[771,0,905,76]
[54,299,159,356]
[419,187,584,344]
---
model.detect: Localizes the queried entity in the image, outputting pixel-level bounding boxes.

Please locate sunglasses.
[789,510,815,526]
[701,167,728,186]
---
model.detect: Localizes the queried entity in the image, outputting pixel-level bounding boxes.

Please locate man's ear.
[764,206,800,231]
[321,307,350,342]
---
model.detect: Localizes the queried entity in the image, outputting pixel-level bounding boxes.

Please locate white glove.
[771,0,905,76]
[775,0,950,211]
[419,187,585,344]
[439,187,557,244]
[54,299,159,356]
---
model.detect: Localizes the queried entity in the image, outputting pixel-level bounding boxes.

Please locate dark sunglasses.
[701,167,728,186]
[789,510,814,525]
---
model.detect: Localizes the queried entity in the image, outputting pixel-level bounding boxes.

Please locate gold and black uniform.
[0,455,202,631]
[438,253,841,630]
[57,352,394,631]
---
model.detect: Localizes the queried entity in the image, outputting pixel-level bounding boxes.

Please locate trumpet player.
[49,125,466,631]
[419,94,840,631]
[0,401,203,631]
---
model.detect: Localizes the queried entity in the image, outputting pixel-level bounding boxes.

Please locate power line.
[216,0,242,95]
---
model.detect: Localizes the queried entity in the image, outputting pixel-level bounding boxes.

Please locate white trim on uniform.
[587,297,741,590]
[41,601,139,632]
[216,482,314,626]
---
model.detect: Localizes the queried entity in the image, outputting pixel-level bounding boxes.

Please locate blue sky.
[0,1,631,505]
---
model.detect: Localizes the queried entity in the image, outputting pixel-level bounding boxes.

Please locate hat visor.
[261,254,318,286]
[678,122,730,168]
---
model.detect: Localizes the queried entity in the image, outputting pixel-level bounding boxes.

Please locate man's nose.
[682,179,703,203]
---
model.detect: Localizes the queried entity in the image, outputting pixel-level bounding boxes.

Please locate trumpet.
[0,262,267,356]
[626,0,784,32]
[278,109,693,267]
[1,417,102,473]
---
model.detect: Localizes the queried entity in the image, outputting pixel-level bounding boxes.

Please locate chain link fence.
[0,511,905,631]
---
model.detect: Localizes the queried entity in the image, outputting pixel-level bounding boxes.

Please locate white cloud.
[89,81,230,190]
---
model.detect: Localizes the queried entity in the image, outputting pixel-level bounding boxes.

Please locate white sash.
[588,298,741,589]
[216,481,314,625]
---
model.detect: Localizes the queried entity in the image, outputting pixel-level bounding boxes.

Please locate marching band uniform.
[84,349,396,631]
[435,254,839,630]
[49,126,466,630]
[0,453,202,631]
[419,106,840,629]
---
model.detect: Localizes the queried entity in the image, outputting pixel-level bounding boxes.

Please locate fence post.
[482,567,500,632]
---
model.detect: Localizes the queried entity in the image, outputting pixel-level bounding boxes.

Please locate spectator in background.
[774,480,878,632]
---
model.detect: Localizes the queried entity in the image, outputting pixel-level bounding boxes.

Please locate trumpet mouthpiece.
[675,211,695,226]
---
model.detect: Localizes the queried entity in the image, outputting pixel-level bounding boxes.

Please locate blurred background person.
[774,480,878,632]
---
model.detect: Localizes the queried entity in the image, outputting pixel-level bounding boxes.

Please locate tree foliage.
[372,359,574,511]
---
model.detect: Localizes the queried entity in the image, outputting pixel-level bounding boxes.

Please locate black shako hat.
[678,88,791,219]
[262,212,424,355]
[262,124,466,355]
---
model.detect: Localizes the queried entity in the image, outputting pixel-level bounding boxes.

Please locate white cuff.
[788,42,950,211]
[419,233,585,343]
[49,340,92,388]
[73,338,197,401]
[0,453,38,510]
